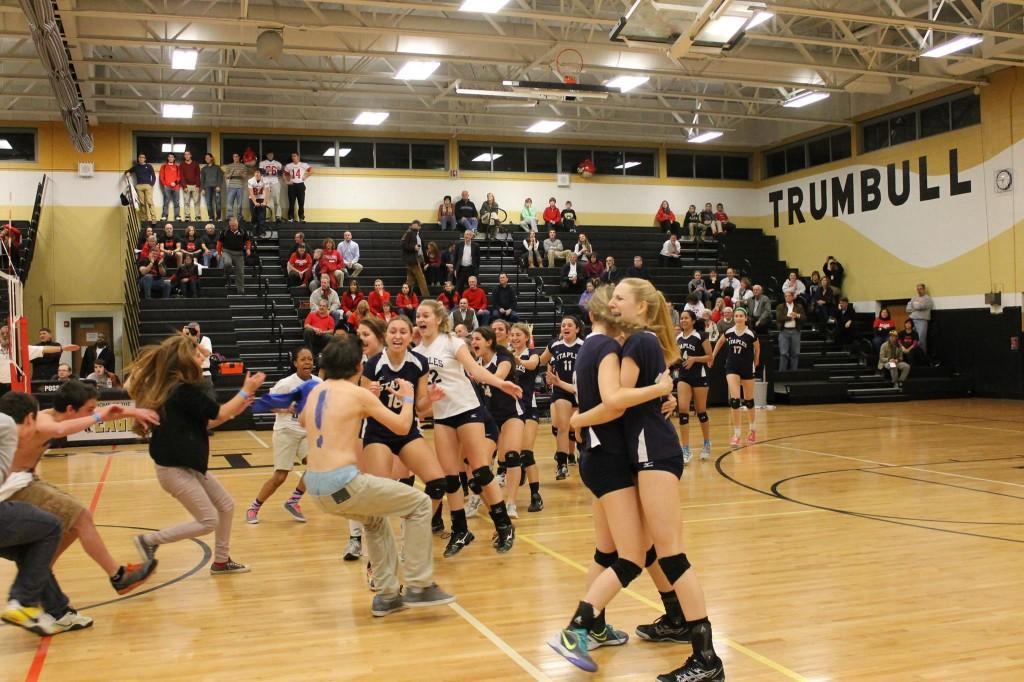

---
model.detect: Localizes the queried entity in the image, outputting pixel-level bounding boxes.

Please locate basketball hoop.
[553,49,584,85]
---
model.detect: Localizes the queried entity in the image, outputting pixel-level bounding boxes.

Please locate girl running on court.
[414,300,521,556]
[462,332,501,522]
[538,316,582,480]
[490,319,513,486]
[127,335,265,576]
[675,310,714,462]
[509,322,543,512]
[711,306,760,447]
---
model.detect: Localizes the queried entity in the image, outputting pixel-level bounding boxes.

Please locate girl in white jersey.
[415,300,522,556]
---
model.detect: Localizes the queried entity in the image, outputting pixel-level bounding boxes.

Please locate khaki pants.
[182,186,201,220]
[265,181,283,221]
[309,472,433,598]
[547,248,572,268]
[136,183,156,222]
[405,264,429,298]
[143,465,235,563]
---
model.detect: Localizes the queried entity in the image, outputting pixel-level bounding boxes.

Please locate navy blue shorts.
[434,409,485,430]
[493,410,525,429]
[551,388,577,408]
[579,446,635,499]
[677,374,709,389]
[363,428,424,456]
[483,412,499,442]
[725,362,755,380]
[634,454,684,479]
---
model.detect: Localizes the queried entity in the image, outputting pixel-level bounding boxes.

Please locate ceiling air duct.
[18,0,94,153]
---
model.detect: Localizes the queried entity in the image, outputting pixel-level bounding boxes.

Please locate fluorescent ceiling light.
[322,147,353,157]
[0,139,13,150]
[614,161,641,170]
[395,60,440,80]
[459,0,509,12]
[605,75,649,93]
[921,34,983,58]
[161,103,193,119]
[783,91,830,108]
[472,153,503,162]
[689,131,723,143]
[696,15,748,44]
[746,11,773,29]
[161,143,186,153]
[171,48,198,71]
[354,111,389,125]
[455,87,527,98]
[526,120,565,134]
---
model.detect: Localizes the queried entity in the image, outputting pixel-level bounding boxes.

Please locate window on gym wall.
[298,139,335,166]
[763,129,852,178]
[860,91,980,153]
[0,129,36,162]
[526,147,557,173]
[221,135,446,170]
[667,151,750,180]
[137,133,209,162]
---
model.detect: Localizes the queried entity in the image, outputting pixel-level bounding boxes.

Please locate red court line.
[25,454,114,682]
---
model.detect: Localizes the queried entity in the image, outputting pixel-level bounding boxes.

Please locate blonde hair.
[125,335,203,434]
[585,285,638,336]
[511,321,533,344]
[617,277,681,366]
[419,299,451,334]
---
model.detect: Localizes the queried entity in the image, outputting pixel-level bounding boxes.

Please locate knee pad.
[551,425,558,437]
[472,466,495,488]
[645,546,658,568]
[658,553,692,585]
[729,398,741,410]
[697,412,709,423]
[521,450,536,467]
[611,558,643,587]
[425,478,447,501]
[444,475,461,495]
[594,549,618,568]
[678,413,689,426]
[504,451,521,469]
[568,429,578,443]
[743,399,755,410]
[399,476,416,487]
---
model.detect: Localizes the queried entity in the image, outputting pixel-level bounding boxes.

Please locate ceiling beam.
[770,3,1024,41]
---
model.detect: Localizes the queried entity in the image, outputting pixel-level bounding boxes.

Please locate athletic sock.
[489,500,512,527]
[110,566,125,581]
[286,488,303,504]
[458,471,470,496]
[659,590,685,626]
[569,601,596,631]
[554,451,567,466]
[687,617,716,664]
[450,509,468,533]
[432,504,444,527]
[249,498,264,510]
[592,608,607,633]
[529,481,540,495]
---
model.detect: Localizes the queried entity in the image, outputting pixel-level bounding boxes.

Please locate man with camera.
[182,323,215,400]
[247,168,270,238]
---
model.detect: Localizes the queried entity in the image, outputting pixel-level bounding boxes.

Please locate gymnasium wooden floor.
[1,398,1022,681]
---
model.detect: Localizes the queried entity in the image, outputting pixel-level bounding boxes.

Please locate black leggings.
[287,184,306,221]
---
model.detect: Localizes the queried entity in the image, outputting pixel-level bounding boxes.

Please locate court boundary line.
[517,534,810,682]
[447,603,552,681]
[246,430,269,449]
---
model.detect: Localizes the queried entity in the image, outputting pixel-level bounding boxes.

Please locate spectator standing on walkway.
[284,153,312,222]
[159,153,181,221]
[179,151,202,222]
[223,153,248,220]
[127,153,157,223]
[401,220,430,298]
[906,283,933,354]
[259,151,284,223]
[200,154,224,222]
[217,217,251,294]
[775,292,804,371]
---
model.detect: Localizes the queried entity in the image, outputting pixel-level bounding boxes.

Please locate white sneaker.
[700,442,712,461]
[682,446,692,465]
[496,473,506,488]
[507,502,518,519]
[465,493,482,519]
[49,610,93,633]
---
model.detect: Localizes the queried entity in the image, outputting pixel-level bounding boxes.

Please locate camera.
[190,328,199,336]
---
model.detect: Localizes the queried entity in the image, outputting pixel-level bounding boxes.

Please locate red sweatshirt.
[368,290,391,315]
[341,291,364,313]
[462,287,488,311]
[396,292,419,310]
[656,207,675,223]
[542,206,561,223]
[159,163,181,189]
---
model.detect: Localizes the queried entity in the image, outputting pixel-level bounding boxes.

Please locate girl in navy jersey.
[675,310,714,462]
[491,319,513,486]
[711,306,760,447]
[462,340,500,521]
[559,279,724,682]
[509,322,544,513]
[415,300,521,556]
[471,327,526,518]
[538,316,582,479]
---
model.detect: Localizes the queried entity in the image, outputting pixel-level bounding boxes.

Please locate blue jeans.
[439,215,457,231]
[911,319,929,354]
[140,274,171,298]
[0,501,70,617]
[226,187,244,219]
[204,187,222,221]
[459,217,479,232]
[161,186,179,219]
[778,328,801,371]
[201,251,219,268]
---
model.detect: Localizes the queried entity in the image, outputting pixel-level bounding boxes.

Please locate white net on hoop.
[0,270,28,390]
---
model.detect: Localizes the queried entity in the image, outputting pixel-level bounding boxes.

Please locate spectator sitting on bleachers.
[200,223,219,267]
[377,301,398,323]
[583,250,604,279]
[174,253,200,298]
[85,360,121,389]
[442,240,458,283]
[522,231,543,269]
[701,202,719,238]
[561,201,578,233]
[703,309,720,343]
[454,230,480,292]
[898,319,926,365]
[341,279,364,316]
[573,233,593,263]
[748,285,773,333]
[872,307,895,352]
[806,271,822,307]
[462,276,490,325]
[81,332,115,378]
[683,293,706,319]
[782,271,806,299]
[287,231,306,259]
[716,306,735,337]
[480,193,501,239]
[705,269,721,304]
[310,274,342,325]
[599,255,622,285]
[659,234,682,266]
[138,245,171,299]
[52,362,73,382]
[715,203,736,234]
[626,255,651,281]
[835,297,857,346]
[287,243,313,288]
[656,200,680,236]
[348,299,371,331]
[140,233,159,260]
[878,331,910,389]
[822,256,845,289]
[316,237,345,289]
[688,270,706,302]
[438,195,457,231]
[813,276,840,324]
[734,277,754,306]
[578,280,595,315]
[490,272,519,322]
[137,225,154,250]
[520,198,538,233]
[543,229,571,268]
[709,297,726,323]
[425,241,444,285]
[368,279,391,316]
[683,204,702,240]
[560,253,584,294]
[160,223,183,267]
[438,281,459,311]
[455,190,479,232]
[719,267,740,297]
[396,283,419,319]
[454,323,470,339]
[542,198,561,230]
[180,225,201,262]
[339,231,364,279]
[303,299,336,356]
[450,298,479,332]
